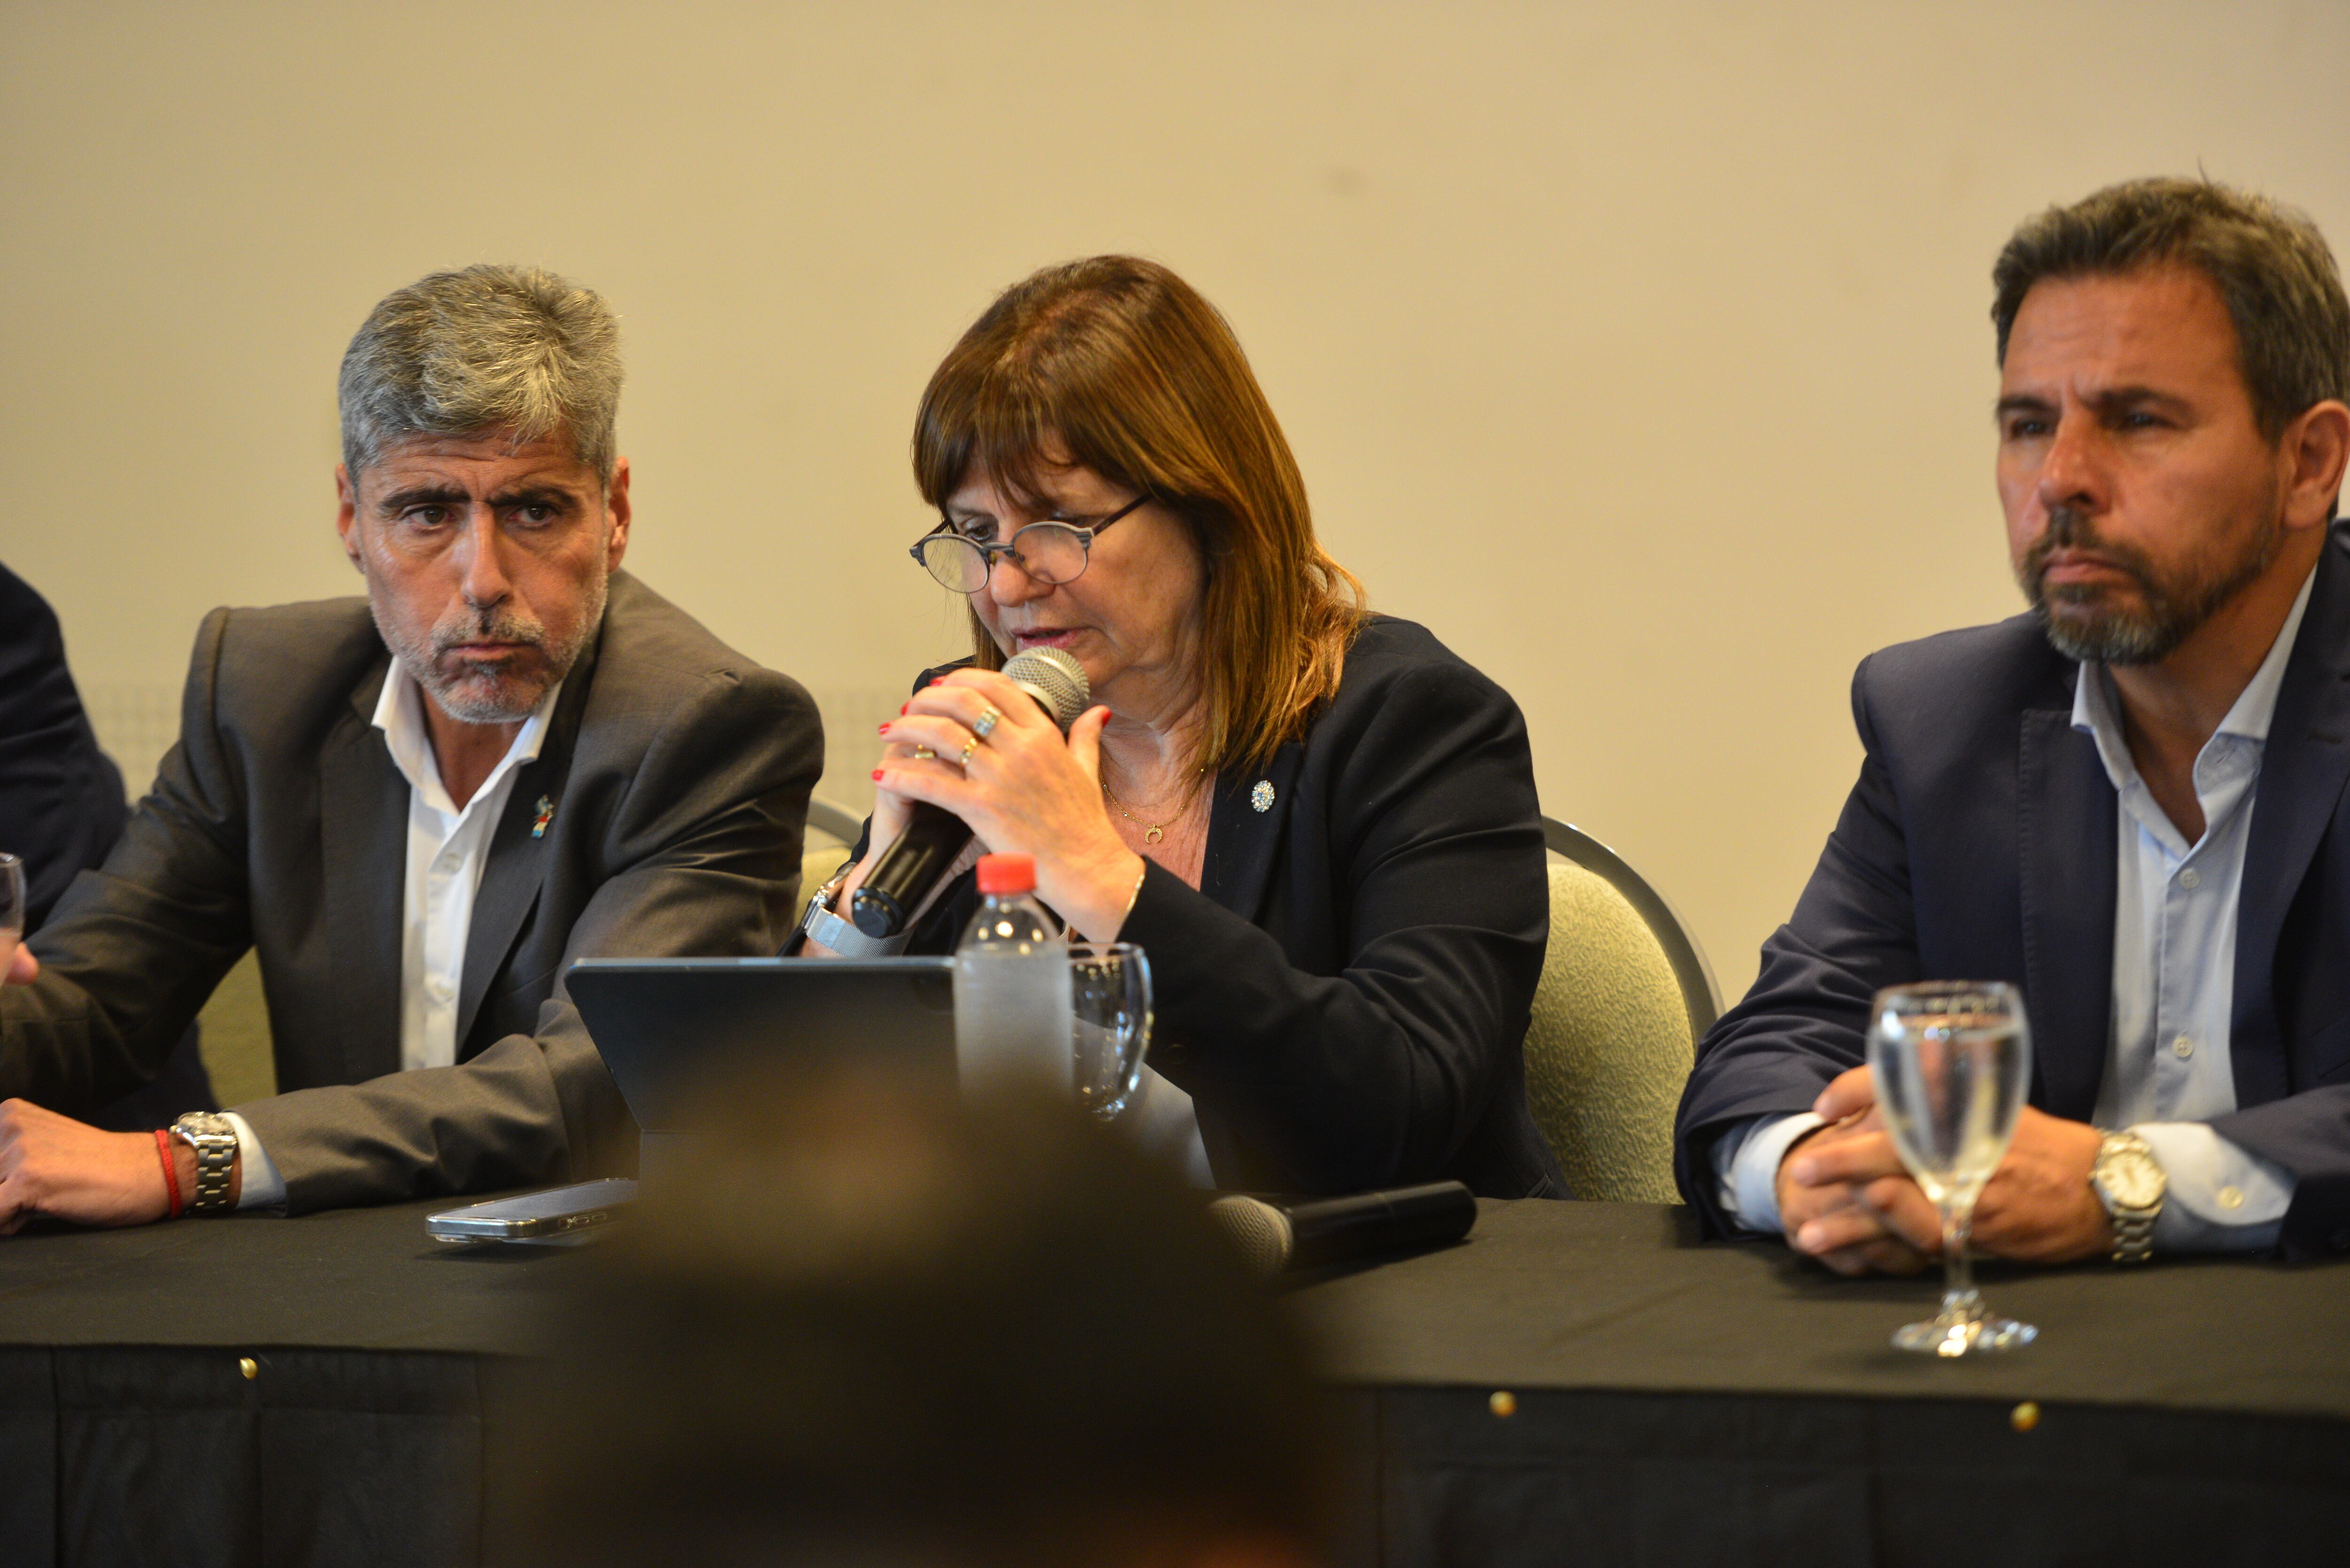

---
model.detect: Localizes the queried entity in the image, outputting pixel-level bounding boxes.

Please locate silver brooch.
[1250,780,1275,812]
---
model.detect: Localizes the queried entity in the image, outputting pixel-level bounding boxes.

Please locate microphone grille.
[1205,1195,1293,1279]
[1001,646,1090,729]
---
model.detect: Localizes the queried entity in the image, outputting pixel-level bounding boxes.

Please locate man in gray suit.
[0,265,822,1223]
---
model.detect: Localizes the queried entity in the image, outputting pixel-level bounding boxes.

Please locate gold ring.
[910,745,937,761]
[972,705,1002,740]
[957,736,979,767]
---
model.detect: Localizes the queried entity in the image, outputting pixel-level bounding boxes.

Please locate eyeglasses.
[908,495,1150,594]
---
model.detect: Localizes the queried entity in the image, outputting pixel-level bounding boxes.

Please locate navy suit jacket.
[1676,520,2350,1261]
[0,563,128,930]
[0,562,215,1129]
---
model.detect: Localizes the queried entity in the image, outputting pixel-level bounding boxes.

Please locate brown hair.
[1992,177,2350,440]
[913,256,1366,776]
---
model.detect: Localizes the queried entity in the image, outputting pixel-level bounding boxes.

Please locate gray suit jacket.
[2,571,822,1213]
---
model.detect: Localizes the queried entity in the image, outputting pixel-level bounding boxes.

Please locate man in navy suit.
[1676,178,2350,1267]
[0,563,216,1127]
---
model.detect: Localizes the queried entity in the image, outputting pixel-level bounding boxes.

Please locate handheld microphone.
[850,647,1090,938]
[1205,1181,1478,1278]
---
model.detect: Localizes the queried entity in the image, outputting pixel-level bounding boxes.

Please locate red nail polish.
[878,723,889,734]
[900,702,909,715]
[929,677,944,686]
[871,769,885,780]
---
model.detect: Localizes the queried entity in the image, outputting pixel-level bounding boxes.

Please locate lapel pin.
[530,796,556,838]
[1251,780,1276,812]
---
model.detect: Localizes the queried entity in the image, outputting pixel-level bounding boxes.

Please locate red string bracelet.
[154,1127,184,1219]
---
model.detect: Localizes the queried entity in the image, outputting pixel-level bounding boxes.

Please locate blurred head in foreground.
[517,1071,1332,1568]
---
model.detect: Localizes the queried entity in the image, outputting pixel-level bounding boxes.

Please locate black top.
[866,616,1565,1198]
[1676,518,2350,1260]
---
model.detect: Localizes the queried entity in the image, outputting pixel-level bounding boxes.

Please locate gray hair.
[338,264,623,484]
[1992,178,2350,440]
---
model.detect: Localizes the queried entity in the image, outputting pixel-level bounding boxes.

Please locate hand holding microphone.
[855,647,1146,942]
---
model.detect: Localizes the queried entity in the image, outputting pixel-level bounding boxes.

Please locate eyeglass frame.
[907,493,1152,594]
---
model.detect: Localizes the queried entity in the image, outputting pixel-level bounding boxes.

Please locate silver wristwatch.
[795,872,911,958]
[170,1112,239,1214]
[2091,1129,2165,1264]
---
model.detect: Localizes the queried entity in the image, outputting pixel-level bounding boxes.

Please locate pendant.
[1145,826,1164,844]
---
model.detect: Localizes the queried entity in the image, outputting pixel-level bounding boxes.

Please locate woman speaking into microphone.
[802,256,1563,1200]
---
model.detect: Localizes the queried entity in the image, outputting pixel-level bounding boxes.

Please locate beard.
[373,572,607,725]
[2016,504,2281,666]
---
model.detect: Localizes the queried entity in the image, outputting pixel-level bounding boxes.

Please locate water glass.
[1868,980,2038,1357]
[1070,942,1151,1121]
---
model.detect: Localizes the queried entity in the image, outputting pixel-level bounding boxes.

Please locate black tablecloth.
[0,1197,2343,1566]
[0,1200,584,1566]
[1291,1202,2350,1566]
[1294,1200,2350,1416]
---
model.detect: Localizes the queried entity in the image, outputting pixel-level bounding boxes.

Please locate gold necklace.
[1102,768,1204,845]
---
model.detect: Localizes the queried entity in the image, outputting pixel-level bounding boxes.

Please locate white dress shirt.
[1715,569,2312,1252]
[225,667,561,1209]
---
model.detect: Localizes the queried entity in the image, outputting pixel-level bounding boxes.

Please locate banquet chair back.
[1523,818,1721,1203]
[197,950,276,1105]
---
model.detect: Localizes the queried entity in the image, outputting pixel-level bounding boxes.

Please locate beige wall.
[4,0,2346,1000]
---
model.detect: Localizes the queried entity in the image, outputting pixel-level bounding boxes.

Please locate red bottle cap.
[975,853,1036,895]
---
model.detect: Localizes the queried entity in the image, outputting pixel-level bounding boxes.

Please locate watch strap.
[2109,1203,2157,1264]
[170,1112,238,1214]
[2094,1130,2162,1264]
[796,876,912,958]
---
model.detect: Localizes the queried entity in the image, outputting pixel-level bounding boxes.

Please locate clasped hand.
[865,668,1144,940]
[1775,1065,2113,1274]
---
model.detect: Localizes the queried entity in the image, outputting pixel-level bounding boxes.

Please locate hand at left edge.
[0,1099,228,1232]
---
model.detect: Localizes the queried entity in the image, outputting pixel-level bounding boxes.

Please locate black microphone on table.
[850,646,1092,939]
[1206,1181,1478,1278]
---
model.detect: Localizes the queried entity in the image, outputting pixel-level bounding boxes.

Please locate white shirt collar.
[370,660,562,817]
[2070,562,2319,780]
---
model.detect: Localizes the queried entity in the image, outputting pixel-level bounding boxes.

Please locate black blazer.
[1676,520,2350,1259]
[868,616,1565,1198]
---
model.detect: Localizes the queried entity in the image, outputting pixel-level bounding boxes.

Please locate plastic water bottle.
[953,853,1074,1098]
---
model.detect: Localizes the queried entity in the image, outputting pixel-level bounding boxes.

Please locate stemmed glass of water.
[1868,980,2037,1357]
